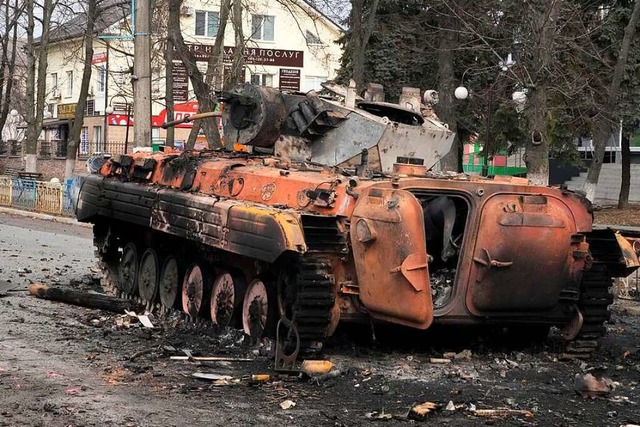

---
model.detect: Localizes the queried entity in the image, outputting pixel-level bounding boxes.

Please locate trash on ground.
[125,310,154,328]
[365,410,393,420]
[300,360,334,376]
[429,358,451,364]
[445,401,456,411]
[471,408,534,418]
[409,401,439,420]
[279,400,296,410]
[192,373,233,381]
[170,356,255,362]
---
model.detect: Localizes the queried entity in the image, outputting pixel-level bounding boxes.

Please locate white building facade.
[40,0,343,156]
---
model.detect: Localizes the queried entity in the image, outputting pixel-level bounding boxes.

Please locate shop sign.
[57,103,76,119]
[182,44,304,68]
[279,69,301,91]
[92,52,107,64]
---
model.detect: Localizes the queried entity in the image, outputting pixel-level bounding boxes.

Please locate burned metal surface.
[76,83,640,357]
[350,187,434,329]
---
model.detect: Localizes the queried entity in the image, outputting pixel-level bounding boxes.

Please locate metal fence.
[0,176,79,216]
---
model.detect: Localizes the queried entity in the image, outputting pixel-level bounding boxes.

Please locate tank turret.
[220,83,455,174]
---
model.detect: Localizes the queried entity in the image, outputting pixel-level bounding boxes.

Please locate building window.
[305,30,322,45]
[51,73,58,96]
[303,75,328,92]
[251,73,273,87]
[251,15,274,41]
[65,71,73,97]
[195,11,219,37]
[84,99,95,116]
[94,126,103,152]
[80,127,89,155]
[98,65,106,92]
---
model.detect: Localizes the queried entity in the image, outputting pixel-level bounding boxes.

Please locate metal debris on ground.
[574,373,615,398]
[170,356,255,362]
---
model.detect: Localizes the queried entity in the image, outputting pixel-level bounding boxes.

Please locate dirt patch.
[594,204,640,227]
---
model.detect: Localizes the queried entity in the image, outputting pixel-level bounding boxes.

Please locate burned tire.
[564,264,614,359]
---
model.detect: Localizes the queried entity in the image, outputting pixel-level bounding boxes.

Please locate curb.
[0,206,92,228]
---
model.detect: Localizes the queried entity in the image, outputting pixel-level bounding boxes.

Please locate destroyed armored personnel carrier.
[76,83,639,358]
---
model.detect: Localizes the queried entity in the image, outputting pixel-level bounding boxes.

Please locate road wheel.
[118,243,139,296]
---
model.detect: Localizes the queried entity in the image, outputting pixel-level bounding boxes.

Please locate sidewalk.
[0,206,91,228]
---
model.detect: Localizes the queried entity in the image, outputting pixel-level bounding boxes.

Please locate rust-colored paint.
[615,232,640,269]
[465,193,583,315]
[350,187,434,329]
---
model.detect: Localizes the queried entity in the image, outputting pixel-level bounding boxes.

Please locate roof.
[299,0,345,32]
[42,0,131,44]
[43,0,341,45]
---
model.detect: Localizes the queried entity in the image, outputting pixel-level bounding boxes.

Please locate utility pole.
[133,0,152,147]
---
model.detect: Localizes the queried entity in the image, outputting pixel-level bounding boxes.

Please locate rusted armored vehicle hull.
[76,84,638,357]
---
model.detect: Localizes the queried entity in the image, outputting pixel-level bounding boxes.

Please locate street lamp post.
[105,95,132,154]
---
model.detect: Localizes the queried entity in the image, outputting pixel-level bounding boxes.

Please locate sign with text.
[279,68,301,91]
[92,52,107,64]
[172,61,189,103]
[181,44,304,68]
[57,103,76,119]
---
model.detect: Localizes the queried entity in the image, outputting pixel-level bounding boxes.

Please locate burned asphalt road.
[1,212,640,426]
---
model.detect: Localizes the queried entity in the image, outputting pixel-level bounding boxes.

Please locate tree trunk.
[618,130,630,209]
[0,0,19,137]
[583,0,640,202]
[350,0,380,91]
[165,38,175,148]
[229,0,245,87]
[167,0,221,150]
[435,10,460,172]
[24,0,53,173]
[523,0,561,186]
[66,0,97,179]
[525,85,550,186]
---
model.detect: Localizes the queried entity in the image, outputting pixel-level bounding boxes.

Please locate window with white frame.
[80,126,89,155]
[65,71,73,97]
[51,73,58,95]
[98,65,106,92]
[250,73,274,87]
[195,11,219,37]
[251,15,275,41]
[303,75,328,92]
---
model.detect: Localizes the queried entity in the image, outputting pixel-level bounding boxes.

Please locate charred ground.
[0,212,639,426]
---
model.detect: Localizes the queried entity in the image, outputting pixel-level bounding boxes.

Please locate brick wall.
[0,156,88,181]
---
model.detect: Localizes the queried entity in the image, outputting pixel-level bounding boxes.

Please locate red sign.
[92,52,107,64]
[107,102,201,128]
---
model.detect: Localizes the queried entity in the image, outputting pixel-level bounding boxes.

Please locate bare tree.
[24,0,54,173]
[350,0,380,91]
[167,0,227,149]
[582,0,640,202]
[64,0,98,179]
[0,0,22,138]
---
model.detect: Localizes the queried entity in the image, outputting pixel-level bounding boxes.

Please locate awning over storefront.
[42,119,72,128]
